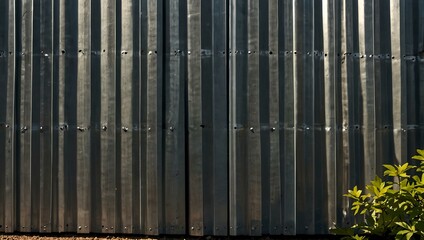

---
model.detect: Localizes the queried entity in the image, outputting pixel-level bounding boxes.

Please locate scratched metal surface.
[0,0,423,236]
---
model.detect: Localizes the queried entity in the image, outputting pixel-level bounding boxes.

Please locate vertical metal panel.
[120,0,140,234]
[229,0,247,235]
[1,0,424,237]
[0,0,8,232]
[293,0,316,234]
[38,0,54,232]
[5,0,17,232]
[267,0,282,235]
[98,0,117,233]
[57,0,78,233]
[76,0,92,233]
[18,0,36,232]
[390,0,406,167]
[280,0,296,235]
[144,0,163,235]
[187,0,203,236]
[163,0,186,234]
[210,0,228,235]
[245,0,261,236]
[322,0,338,230]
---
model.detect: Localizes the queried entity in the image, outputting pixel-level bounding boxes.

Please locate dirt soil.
[0,234,157,240]
[0,234,340,240]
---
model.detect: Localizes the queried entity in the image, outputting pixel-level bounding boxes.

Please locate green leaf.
[396,222,411,230]
[397,230,410,235]
[412,149,424,161]
[406,232,414,240]
[384,164,398,176]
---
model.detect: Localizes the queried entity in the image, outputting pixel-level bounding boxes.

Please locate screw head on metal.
[249,127,254,132]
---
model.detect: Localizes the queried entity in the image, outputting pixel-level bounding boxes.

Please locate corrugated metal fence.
[0,0,424,236]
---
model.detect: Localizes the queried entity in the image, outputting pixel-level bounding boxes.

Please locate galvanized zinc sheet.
[0,0,424,236]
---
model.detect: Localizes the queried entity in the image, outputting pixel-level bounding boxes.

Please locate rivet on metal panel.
[148,51,153,55]
[148,127,151,131]
[110,226,113,229]
[191,226,194,230]
[269,51,273,55]
[5,124,9,128]
[187,50,191,55]
[77,126,85,132]
[324,53,328,57]
[369,54,373,58]
[121,50,128,55]
[61,50,66,54]
[102,125,107,131]
[78,226,81,230]
[293,51,297,55]
[169,126,174,132]
[251,226,255,231]
[40,126,44,132]
[9,51,12,55]
[249,127,254,133]
[248,50,252,54]
[305,226,309,230]
[200,124,205,128]
[271,127,276,132]
[149,227,152,231]
[21,126,28,133]
[59,124,68,131]
[122,126,129,132]
[221,51,225,55]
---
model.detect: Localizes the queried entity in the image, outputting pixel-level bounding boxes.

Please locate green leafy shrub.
[331,149,424,240]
